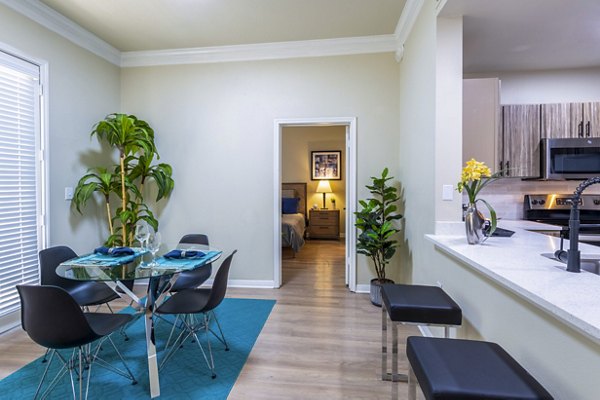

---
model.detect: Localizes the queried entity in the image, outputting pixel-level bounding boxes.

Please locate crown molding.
[121,35,397,67]
[0,0,120,65]
[394,0,425,62]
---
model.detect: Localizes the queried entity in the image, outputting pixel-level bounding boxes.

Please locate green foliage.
[354,168,402,281]
[72,113,174,246]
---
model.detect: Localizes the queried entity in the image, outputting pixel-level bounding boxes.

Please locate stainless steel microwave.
[541,138,600,179]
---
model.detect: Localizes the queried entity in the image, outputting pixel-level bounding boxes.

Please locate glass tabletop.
[56,245,222,281]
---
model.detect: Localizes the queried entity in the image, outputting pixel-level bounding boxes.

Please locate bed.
[281,182,307,254]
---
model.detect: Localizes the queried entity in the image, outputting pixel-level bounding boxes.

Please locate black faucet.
[567,176,600,273]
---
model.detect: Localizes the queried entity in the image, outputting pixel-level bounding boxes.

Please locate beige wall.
[0,3,121,254]
[282,126,346,234]
[121,53,399,284]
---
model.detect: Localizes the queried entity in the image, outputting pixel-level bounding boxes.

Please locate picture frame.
[311,150,342,180]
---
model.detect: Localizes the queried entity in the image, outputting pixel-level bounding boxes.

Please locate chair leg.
[210,311,229,351]
[203,313,216,379]
[408,364,417,400]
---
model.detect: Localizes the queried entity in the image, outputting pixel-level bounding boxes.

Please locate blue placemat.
[66,248,147,267]
[140,250,221,270]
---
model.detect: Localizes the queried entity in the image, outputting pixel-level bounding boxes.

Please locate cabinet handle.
[499,161,504,177]
[579,121,584,137]
[506,161,510,177]
[586,121,591,137]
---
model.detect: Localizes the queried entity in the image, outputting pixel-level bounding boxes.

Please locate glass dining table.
[56,244,222,399]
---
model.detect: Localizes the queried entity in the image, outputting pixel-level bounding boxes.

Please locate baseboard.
[355,284,370,293]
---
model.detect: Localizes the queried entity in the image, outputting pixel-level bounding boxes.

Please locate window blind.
[0,51,41,319]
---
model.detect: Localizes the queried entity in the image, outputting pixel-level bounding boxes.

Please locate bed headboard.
[282,182,307,218]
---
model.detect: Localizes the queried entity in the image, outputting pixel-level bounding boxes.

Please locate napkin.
[94,246,135,256]
[163,249,205,259]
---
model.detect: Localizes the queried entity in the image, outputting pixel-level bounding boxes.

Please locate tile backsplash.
[466,178,600,220]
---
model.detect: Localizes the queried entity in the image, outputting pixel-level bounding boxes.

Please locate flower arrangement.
[457,159,499,237]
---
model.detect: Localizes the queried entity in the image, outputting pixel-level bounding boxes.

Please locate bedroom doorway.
[273,117,357,291]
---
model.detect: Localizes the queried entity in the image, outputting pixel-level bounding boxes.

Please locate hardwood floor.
[0,240,418,399]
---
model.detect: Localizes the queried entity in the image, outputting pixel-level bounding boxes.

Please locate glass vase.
[465,202,487,244]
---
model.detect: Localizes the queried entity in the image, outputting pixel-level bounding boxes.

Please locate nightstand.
[309,209,340,239]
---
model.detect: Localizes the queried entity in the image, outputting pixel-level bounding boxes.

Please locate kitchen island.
[425,220,600,400]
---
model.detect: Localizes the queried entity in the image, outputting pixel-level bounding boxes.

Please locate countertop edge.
[425,222,600,344]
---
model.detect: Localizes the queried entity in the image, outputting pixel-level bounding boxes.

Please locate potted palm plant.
[73,113,174,246]
[355,168,402,306]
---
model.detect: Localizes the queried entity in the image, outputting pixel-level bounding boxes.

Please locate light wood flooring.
[0,240,418,399]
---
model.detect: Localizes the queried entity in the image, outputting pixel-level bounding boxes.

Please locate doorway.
[273,117,357,291]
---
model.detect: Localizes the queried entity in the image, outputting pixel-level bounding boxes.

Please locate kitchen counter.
[426,220,600,343]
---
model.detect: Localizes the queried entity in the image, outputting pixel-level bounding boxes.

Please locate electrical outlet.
[64,187,74,201]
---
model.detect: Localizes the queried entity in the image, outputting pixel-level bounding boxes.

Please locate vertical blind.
[0,51,41,318]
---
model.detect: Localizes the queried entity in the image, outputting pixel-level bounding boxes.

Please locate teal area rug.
[0,298,275,399]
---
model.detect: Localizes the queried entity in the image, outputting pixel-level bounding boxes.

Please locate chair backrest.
[204,250,237,312]
[179,234,209,246]
[38,246,80,290]
[17,285,99,349]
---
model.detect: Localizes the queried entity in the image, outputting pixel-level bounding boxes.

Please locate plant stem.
[105,197,113,235]
[120,153,127,245]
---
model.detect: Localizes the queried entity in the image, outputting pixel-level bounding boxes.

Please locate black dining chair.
[156,250,237,379]
[168,234,213,292]
[39,246,129,311]
[17,284,137,400]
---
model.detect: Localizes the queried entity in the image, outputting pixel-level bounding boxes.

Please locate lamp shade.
[316,180,332,193]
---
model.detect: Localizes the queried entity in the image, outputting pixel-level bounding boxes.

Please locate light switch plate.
[64,186,74,201]
[442,185,454,201]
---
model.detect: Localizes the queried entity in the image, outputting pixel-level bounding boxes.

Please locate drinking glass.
[134,220,150,250]
[147,231,162,267]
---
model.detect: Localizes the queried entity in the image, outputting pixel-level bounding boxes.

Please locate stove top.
[524,194,600,226]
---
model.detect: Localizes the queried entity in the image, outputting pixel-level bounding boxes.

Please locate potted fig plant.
[72,113,174,246]
[355,168,402,306]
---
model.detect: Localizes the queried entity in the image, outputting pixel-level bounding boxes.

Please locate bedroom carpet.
[0,298,275,399]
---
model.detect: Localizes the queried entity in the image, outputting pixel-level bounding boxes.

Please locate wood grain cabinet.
[500,104,541,178]
[571,102,600,138]
[309,209,340,239]
[541,102,600,138]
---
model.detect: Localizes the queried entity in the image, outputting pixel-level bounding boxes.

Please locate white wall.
[0,3,121,253]
[397,0,437,285]
[467,67,600,104]
[121,54,399,285]
[282,126,346,234]
[399,2,600,398]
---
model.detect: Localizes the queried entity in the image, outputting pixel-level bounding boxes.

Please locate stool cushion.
[381,284,462,326]
[407,337,553,400]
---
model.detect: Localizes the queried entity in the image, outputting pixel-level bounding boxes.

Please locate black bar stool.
[380,284,462,388]
[406,336,553,400]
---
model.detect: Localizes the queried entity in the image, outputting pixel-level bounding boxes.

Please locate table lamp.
[316,180,332,209]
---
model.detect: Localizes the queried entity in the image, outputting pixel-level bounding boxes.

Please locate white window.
[0,49,45,331]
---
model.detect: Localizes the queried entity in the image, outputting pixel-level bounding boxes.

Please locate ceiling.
[40,0,405,52]
[441,0,600,73]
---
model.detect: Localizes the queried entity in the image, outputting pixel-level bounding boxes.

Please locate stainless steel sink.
[540,252,600,275]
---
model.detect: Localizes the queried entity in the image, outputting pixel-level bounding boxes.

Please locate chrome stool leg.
[407,364,417,400]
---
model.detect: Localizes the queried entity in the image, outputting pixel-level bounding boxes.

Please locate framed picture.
[311,151,342,180]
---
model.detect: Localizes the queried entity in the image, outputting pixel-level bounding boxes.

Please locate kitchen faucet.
[566,176,600,273]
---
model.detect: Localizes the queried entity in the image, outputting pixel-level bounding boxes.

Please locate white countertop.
[426,220,600,343]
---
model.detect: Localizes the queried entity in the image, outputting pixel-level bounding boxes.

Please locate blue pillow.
[282,197,300,214]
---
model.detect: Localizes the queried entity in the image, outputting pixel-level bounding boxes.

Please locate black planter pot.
[370,278,394,307]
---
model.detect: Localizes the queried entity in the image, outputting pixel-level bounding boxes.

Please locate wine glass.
[147,231,162,267]
[134,220,150,250]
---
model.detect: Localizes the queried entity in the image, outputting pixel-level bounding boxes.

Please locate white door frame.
[273,117,357,291]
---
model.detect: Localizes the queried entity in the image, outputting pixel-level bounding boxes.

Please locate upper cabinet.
[541,103,573,138]
[572,102,600,137]
[463,78,500,173]
[542,102,600,138]
[501,104,541,178]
